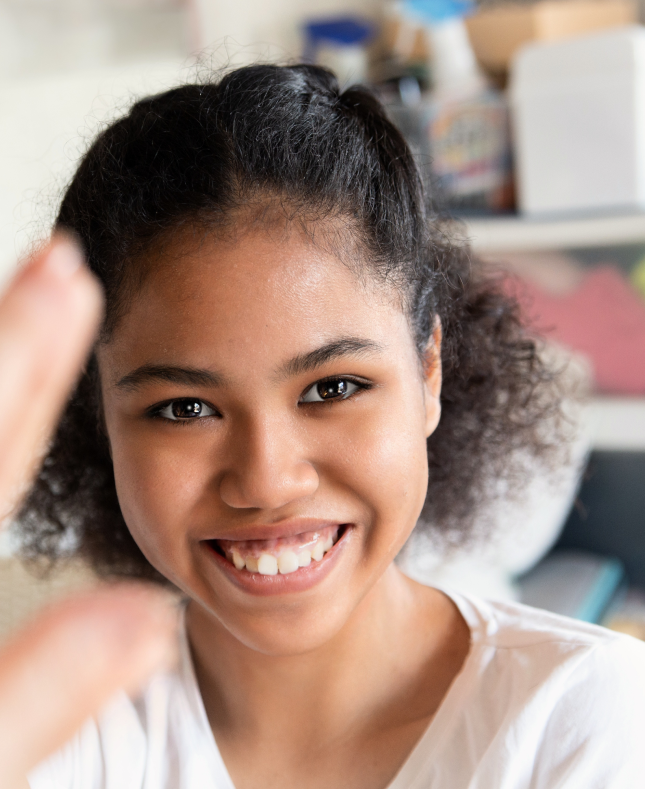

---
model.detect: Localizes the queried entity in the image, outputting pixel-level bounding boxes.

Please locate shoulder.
[452,588,643,655]
[452,590,645,691]
[444,591,645,786]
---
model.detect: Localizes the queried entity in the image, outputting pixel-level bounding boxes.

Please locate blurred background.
[2,0,645,644]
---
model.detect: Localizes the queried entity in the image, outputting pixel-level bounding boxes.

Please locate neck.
[186,567,467,751]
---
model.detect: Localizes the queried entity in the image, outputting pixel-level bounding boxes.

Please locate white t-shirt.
[29,590,645,789]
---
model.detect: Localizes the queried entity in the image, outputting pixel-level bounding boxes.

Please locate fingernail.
[43,239,84,280]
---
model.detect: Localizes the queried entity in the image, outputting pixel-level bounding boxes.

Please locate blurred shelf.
[462,213,645,253]
[458,217,645,450]
[584,397,645,452]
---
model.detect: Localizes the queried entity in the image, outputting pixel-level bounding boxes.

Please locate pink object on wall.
[509,265,645,395]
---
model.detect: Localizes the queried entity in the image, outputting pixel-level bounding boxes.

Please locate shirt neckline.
[178,618,237,789]
[179,587,485,789]
[384,588,487,789]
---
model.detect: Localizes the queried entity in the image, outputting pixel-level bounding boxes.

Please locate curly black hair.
[19,64,564,581]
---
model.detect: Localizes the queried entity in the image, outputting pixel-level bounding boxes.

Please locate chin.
[188,590,357,657]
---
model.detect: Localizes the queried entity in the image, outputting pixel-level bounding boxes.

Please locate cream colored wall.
[0,0,382,285]
[192,0,381,63]
[0,60,189,285]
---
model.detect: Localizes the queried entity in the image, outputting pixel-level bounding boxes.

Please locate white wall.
[0,0,382,285]
[0,60,190,285]
[191,0,381,64]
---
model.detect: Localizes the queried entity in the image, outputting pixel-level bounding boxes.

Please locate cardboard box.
[465,0,636,73]
[380,16,430,63]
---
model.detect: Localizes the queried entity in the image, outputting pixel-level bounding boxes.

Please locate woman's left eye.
[154,399,217,421]
[300,378,362,403]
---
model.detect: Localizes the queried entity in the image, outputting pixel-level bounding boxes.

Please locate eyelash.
[299,376,372,405]
[146,399,219,425]
[146,376,372,424]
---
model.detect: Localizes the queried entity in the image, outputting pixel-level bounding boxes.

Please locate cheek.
[109,426,212,564]
[324,396,430,547]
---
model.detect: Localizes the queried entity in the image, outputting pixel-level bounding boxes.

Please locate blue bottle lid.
[403,0,474,23]
[304,16,375,48]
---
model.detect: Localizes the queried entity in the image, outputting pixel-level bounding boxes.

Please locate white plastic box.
[510,25,645,217]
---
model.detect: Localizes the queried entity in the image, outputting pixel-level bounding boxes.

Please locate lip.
[201,524,352,596]
[200,518,344,543]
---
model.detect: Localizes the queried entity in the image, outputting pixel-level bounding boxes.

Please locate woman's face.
[98,224,441,655]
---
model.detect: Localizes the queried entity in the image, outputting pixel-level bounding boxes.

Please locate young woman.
[22,64,645,788]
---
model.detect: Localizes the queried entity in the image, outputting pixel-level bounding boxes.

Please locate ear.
[422,318,442,437]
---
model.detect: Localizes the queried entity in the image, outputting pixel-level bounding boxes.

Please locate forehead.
[101,224,411,378]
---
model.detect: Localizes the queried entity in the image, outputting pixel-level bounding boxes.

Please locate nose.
[218,414,319,510]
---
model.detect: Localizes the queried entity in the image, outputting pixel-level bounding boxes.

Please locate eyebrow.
[115,364,224,392]
[115,337,385,392]
[274,337,385,380]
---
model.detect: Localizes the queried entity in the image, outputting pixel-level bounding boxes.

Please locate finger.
[0,583,179,786]
[0,237,103,519]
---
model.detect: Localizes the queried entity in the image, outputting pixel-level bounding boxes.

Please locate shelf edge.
[462,214,645,253]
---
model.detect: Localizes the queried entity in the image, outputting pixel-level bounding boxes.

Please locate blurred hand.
[0,239,177,789]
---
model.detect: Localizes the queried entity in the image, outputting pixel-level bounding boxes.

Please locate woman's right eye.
[153,399,217,421]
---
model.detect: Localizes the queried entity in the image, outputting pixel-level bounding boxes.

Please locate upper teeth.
[228,533,335,576]
[257,554,278,576]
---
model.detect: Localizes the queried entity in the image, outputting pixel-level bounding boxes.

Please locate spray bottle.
[391,0,514,212]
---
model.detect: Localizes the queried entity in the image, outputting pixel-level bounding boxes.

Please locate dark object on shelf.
[517,549,625,622]
[557,451,645,587]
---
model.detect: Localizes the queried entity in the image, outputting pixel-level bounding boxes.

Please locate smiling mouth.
[209,525,345,576]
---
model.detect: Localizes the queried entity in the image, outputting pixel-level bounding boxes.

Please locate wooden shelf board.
[462,213,645,253]
[584,397,645,452]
